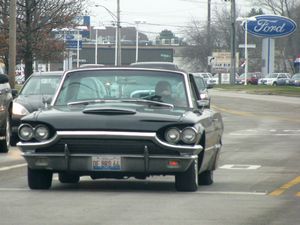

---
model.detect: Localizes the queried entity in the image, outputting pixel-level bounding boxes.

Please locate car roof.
[129,62,180,70]
[31,71,64,76]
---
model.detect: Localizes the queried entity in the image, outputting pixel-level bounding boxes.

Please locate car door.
[0,82,5,128]
[189,74,217,150]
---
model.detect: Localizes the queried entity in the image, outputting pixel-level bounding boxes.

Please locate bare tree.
[249,0,300,17]
[16,0,85,79]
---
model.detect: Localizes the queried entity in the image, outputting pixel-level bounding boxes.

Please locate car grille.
[35,139,180,156]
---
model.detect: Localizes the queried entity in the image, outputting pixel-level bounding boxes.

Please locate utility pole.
[117,0,121,66]
[8,0,17,88]
[229,0,236,85]
[207,0,212,73]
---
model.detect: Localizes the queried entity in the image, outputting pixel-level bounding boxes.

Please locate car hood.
[14,94,52,113]
[22,103,201,132]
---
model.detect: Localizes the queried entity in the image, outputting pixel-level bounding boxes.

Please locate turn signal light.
[168,160,179,168]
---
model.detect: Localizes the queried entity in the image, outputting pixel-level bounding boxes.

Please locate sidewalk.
[209,89,300,105]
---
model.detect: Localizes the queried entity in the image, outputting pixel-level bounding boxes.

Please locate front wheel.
[0,113,11,153]
[28,167,53,189]
[175,160,198,192]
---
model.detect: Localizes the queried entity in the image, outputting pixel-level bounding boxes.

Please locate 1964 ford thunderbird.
[18,67,223,192]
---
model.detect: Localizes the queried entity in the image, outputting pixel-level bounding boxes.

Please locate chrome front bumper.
[18,131,203,173]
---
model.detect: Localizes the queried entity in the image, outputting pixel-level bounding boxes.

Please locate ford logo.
[246,15,297,38]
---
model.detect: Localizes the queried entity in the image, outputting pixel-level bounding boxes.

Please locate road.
[1,89,300,225]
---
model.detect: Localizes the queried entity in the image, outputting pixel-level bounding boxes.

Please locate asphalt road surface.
[1,89,300,225]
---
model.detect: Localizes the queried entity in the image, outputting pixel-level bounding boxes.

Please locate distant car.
[212,73,239,84]
[192,72,216,88]
[17,67,223,192]
[80,64,105,68]
[129,62,181,71]
[288,73,300,86]
[0,74,15,152]
[259,73,290,86]
[191,73,211,108]
[11,71,63,145]
[236,73,258,85]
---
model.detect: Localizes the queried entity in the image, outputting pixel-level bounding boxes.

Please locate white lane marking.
[0,188,267,196]
[219,164,261,170]
[0,163,27,172]
[0,188,29,191]
[194,191,267,196]
[230,129,300,136]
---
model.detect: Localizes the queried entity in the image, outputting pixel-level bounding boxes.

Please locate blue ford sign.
[246,15,297,38]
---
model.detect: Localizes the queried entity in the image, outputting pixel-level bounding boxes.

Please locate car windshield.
[266,73,278,78]
[20,75,62,95]
[292,74,300,79]
[55,70,188,107]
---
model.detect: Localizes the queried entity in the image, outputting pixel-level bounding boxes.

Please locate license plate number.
[92,156,121,171]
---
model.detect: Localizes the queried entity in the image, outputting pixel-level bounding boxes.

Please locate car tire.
[272,82,277,86]
[198,170,214,185]
[175,159,198,192]
[10,134,19,147]
[0,113,11,153]
[58,172,80,184]
[28,167,53,190]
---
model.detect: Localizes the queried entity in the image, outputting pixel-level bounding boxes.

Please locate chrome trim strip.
[18,131,203,153]
[22,153,198,160]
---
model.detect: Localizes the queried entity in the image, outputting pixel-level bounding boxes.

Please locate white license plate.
[92,156,121,171]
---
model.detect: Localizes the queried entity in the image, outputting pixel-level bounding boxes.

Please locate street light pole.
[8,0,16,88]
[229,0,236,85]
[94,4,118,66]
[135,21,139,63]
[77,29,80,68]
[135,21,145,63]
[244,20,248,85]
[95,28,98,64]
[116,0,121,66]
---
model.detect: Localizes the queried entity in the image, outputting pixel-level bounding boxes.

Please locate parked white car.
[258,73,291,86]
[192,72,216,88]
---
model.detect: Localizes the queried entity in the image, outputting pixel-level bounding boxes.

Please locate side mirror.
[197,100,210,109]
[11,89,18,98]
[0,74,9,84]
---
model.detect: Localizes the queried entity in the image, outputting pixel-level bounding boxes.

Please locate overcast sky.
[87,0,254,38]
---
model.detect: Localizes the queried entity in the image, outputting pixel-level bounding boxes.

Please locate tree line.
[0,0,84,79]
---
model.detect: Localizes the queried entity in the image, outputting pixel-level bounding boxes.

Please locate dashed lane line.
[0,163,27,172]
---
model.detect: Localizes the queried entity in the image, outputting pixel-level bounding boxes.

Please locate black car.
[18,67,223,192]
[0,74,14,152]
[11,71,63,145]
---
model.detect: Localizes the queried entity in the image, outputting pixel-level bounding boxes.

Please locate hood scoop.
[83,107,137,115]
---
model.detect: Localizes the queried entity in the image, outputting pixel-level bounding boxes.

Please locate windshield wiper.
[121,99,174,109]
[67,99,109,106]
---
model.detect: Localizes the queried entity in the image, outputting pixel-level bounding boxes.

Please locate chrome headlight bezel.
[165,127,181,144]
[181,127,198,144]
[18,124,34,141]
[34,125,50,141]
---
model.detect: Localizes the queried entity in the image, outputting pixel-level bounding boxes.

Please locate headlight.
[165,128,181,144]
[181,127,197,144]
[34,125,50,141]
[13,102,29,116]
[18,124,34,141]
